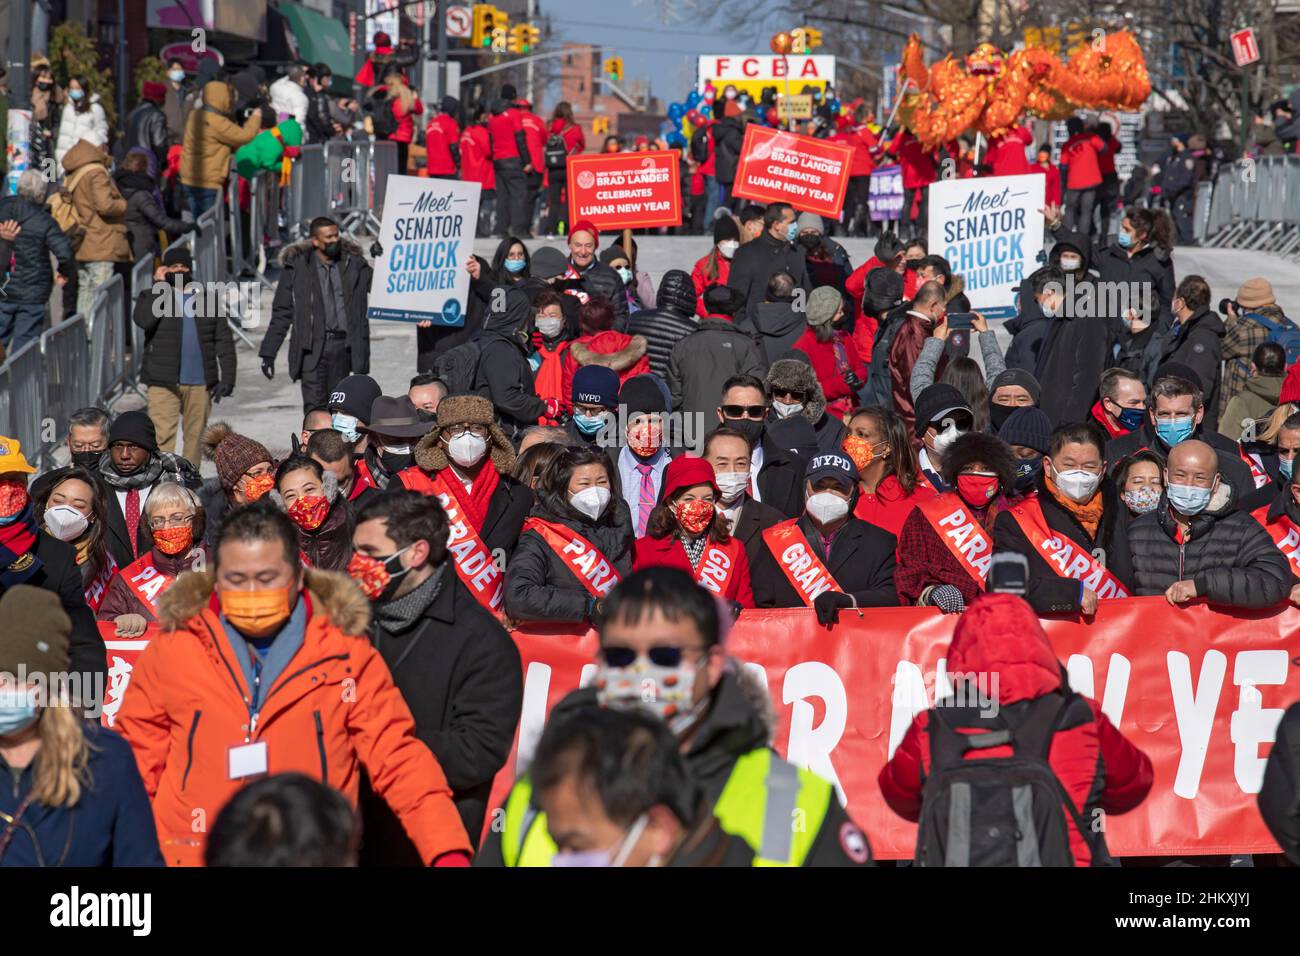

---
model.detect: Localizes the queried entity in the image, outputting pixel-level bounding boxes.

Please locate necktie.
[635,463,655,538]
[125,488,141,558]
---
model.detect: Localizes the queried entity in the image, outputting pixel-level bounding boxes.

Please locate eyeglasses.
[443,424,490,439]
[600,645,701,668]
[148,513,193,530]
[720,404,767,420]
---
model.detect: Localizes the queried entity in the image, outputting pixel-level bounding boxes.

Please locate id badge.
[228,741,269,780]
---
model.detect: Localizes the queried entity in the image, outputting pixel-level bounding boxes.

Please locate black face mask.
[798,234,821,252]
[988,401,1017,432]
[905,259,921,271]
[724,417,764,448]
[37,82,53,91]
[71,450,103,469]
[1014,459,1043,494]
[379,449,413,476]
[322,240,342,260]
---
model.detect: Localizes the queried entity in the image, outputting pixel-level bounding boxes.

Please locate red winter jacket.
[1032,161,1062,207]
[389,94,422,145]
[888,131,937,190]
[692,251,731,320]
[560,331,650,412]
[518,107,547,171]
[986,126,1032,177]
[1098,133,1120,177]
[631,533,754,608]
[487,107,524,161]
[459,125,494,189]
[793,327,867,414]
[1061,133,1105,190]
[878,596,1153,865]
[425,113,460,176]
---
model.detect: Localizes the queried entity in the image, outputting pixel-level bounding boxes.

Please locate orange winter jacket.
[116,567,471,867]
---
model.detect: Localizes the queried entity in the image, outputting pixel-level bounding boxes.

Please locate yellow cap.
[0,435,36,474]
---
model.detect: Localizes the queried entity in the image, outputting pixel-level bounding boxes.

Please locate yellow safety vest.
[500,748,833,867]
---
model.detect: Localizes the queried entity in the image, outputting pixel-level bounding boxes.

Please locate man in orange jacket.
[116,503,472,866]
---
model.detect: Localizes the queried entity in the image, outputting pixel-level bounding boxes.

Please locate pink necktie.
[635,463,655,537]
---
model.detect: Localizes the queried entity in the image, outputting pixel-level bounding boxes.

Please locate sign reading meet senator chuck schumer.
[566,150,682,230]
[732,125,853,218]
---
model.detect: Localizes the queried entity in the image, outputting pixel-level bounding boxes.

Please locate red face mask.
[956,473,1000,508]
[674,497,715,535]
[243,473,275,502]
[0,481,28,519]
[348,552,390,600]
[627,422,662,459]
[288,495,330,531]
[153,525,193,556]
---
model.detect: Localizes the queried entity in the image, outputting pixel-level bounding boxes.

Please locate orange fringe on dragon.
[898,31,1152,150]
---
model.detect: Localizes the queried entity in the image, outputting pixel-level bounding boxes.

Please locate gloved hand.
[530,330,545,351]
[728,600,744,622]
[370,241,383,257]
[585,595,605,627]
[813,590,855,625]
[209,380,234,403]
[261,358,275,381]
[928,584,966,614]
[543,397,561,419]
[186,221,201,235]
[843,372,864,391]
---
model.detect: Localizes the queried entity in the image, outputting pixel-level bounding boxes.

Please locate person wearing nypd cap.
[566,365,620,449]
[1,434,109,690]
[326,373,382,451]
[0,585,163,866]
[749,451,898,621]
[132,243,236,469]
[259,214,373,413]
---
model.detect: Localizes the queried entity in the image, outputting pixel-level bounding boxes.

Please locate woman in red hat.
[632,456,754,609]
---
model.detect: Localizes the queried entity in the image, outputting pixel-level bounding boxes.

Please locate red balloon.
[687,110,704,125]
[764,107,779,125]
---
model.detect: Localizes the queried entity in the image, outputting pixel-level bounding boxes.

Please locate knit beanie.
[108,410,159,455]
[202,422,274,492]
[989,368,1042,405]
[0,585,70,676]
[619,375,667,416]
[998,407,1052,455]
[713,216,740,244]
[796,211,824,235]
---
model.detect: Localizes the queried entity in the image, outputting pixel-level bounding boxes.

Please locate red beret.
[569,219,600,243]
[660,456,718,501]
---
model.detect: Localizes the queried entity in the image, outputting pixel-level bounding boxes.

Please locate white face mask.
[536,317,563,338]
[1058,254,1083,272]
[806,490,850,525]
[1051,465,1101,503]
[447,432,489,468]
[772,400,803,419]
[570,486,611,521]
[714,470,749,503]
[44,504,90,542]
[929,421,964,457]
[718,240,739,259]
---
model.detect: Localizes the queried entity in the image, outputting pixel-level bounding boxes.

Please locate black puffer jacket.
[626,269,698,378]
[474,286,548,437]
[1158,306,1226,431]
[123,100,169,171]
[0,194,74,303]
[132,271,237,389]
[503,498,634,623]
[115,170,191,260]
[1259,701,1300,864]
[992,474,1134,614]
[571,258,629,330]
[1126,482,1290,608]
[712,115,745,184]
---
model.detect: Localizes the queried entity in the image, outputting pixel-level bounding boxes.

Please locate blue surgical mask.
[615,267,633,285]
[573,412,607,437]
[1117,231,1133,248]
[168,70,186,83]
[1281,456,1295,480]
[69,88,85,102]
[331,413,360,443]
[1167,481,1215,516]
[1117,406,1145,432]
[0,689,39,736]
[785,221,799,243]
[504,258,526,273]
[1155,416,1195,447]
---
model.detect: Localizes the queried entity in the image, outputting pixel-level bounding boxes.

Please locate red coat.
[852,474,936,538]
[986,126,1032,177]
[389,94,423,144]
[878,600,1153,865]
[1032,161,1061,207]
[425,113,460,176]
[1098,133,1120,177]
[487,107,524,160]
[518,108,547,171]
[888,131,937,189]
[631,534,754,608]
[561,331,650,412]
[546,118,585,187]
[833,128,875,177]
[692,252,731,319]
[845,257,917,314]
[460,125,494,189]
[1061,133,1105,190]
[793,328,867,413]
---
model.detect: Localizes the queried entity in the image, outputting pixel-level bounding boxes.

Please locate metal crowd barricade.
[88,275,128,405]
[39,317,91,464]
[1203,155,1300,254]
[2,340,44,468]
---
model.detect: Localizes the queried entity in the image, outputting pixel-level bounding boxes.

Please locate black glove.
[261,358,275,381]
[728,600,744,622]
[209,381,234,404]
[813,590,855,626]
[188,221,201,235]
[585,595,605,626]
[843,372,864,391]
[370,241,383,257]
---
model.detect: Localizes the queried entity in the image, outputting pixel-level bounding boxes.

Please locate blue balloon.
[685,91,702,108]
[668,102,686,121]
[667,132,686,148]
[699,104,712,119]
[828,99,840,113]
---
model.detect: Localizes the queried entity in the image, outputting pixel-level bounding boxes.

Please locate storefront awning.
[277,0,354,84]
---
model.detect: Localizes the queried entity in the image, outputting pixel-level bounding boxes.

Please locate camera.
[987,552,1029,597]
[1219,297,1238,315]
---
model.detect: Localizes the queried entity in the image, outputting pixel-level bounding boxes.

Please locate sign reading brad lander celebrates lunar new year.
[732,125,854,219]
[366,174,481,327]
[927,172,1045,319]
[566,150,683,231]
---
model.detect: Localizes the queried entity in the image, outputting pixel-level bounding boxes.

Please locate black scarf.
[373,562,446,640]
[98,452,199,491]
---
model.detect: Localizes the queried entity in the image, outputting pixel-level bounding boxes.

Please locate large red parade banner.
[731,124,854,218]
[565,150,683,230]
[488,598,1300,859]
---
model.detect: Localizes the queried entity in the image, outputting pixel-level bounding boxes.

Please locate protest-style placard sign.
[566,150,682,230]
[366,174,481,326]
[731,125,854,218]
[927,172,1045,319]
[869,163,904,222]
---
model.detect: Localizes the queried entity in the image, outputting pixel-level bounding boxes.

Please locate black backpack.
[370,96,398,138]
[865,309,908,409]
[914,691,1113,867]
[430,341,482,396]
[690,125,711,164]
[544,132,569,170]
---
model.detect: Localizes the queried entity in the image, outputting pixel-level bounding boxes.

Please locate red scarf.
[0,513,37,561]
[441,462,500,531]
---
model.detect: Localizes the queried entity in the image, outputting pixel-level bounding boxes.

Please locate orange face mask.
[219,585,296,638]
[153,525,193,556]
[243,473,275,503]
[842,435,880,473]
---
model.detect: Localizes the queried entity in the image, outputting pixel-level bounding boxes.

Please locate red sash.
[1252,505,1300,574]
[84,554,119,613]
[410,470,504,612]
[1241,448,1271,490]
[693,537,744,598]
[761,519,842,607]
[523,518,621,597]
[122,552,175,614]
[917,494,993,586]
[350,459,376,501]
[1007,498,1130,599]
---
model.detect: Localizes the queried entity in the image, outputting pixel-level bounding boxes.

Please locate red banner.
[487,599,1300,859]
[97,621,159,729]
[731,125,854,218]
[566,150,682,230]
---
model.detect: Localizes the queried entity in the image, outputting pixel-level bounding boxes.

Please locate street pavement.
[108,237,1299,479]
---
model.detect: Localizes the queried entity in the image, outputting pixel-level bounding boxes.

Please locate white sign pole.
[367,174,482,325]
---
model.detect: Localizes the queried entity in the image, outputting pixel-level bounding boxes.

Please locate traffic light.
[491,14,510,54]
[603,56,623,83]
[790,27,823,53]
[471,4,496,49]
[804,27,822,50]
[509,23,540,54]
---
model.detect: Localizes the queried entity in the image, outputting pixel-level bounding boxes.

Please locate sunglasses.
[600,645,690,668]
[773,389,807,402]
[720,404,767,419]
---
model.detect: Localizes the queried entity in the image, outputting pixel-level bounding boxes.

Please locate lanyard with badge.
[227,639,271,782]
